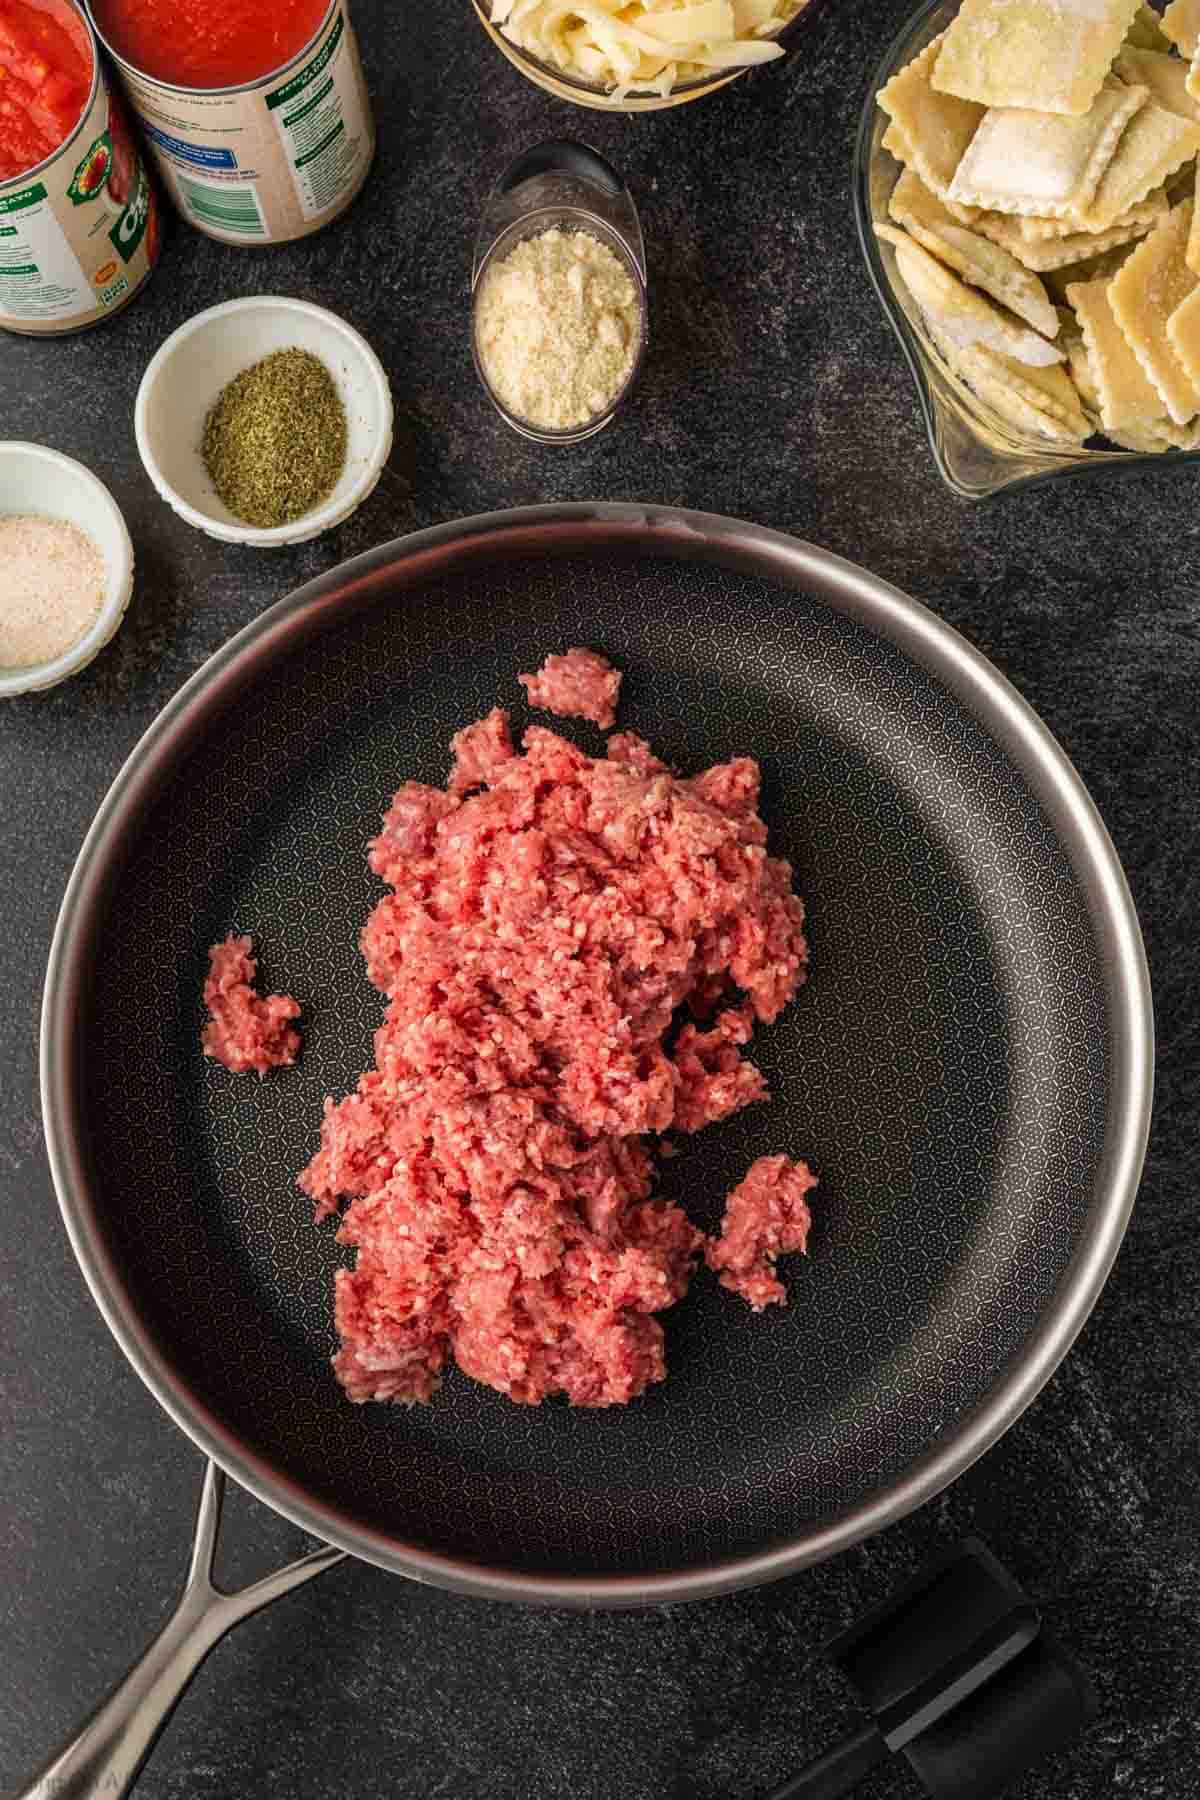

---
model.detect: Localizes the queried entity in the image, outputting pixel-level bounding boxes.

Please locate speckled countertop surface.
[2,3,1199,1797]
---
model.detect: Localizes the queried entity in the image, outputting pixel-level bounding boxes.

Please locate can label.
[265,13,365,221]
[111,6,374,246]
[0,62,158,335]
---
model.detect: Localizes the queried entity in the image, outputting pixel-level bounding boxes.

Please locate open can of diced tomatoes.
[0,0,159,335]
[85,0,375,245]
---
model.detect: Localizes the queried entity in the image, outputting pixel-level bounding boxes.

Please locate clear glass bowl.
[471,142,648,443]
[470,0,830,112]
[853,0,1200,499]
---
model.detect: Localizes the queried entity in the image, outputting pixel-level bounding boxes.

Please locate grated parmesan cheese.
[475,228,642,431]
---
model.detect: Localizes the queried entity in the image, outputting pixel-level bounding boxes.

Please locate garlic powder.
[0,515,106,669]
[475,228,641,431]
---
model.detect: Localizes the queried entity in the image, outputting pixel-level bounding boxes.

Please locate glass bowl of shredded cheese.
[855,0,1200,499]
[472,0,825,110]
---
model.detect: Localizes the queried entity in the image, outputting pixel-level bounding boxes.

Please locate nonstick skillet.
[34,504,1151,1795]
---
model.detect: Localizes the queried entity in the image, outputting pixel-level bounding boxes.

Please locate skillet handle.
[765,1723,888,1800]
[19,1461,345,1800]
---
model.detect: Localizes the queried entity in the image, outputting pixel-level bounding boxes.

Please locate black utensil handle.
[766,1724,887,1800]
[495,138,622,196]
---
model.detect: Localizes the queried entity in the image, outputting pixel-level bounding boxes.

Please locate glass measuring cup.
[471,140,648,445]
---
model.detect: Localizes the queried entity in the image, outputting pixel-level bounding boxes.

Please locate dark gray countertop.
[2,3,1199,1796]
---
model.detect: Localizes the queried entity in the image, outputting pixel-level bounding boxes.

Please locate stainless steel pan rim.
[40,501,1153,1609]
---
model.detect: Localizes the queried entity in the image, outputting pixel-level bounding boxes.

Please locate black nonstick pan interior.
[44,506,1150,1605]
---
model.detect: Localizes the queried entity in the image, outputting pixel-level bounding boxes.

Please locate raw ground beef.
[300,677,814,1409]
[202,935,301,1075]
[706,1155,817,1311]
[606,730,668,776]
[518,647,622,729]
[448,706,515,795]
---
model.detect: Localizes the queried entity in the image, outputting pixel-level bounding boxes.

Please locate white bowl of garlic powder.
[0,442,134,698]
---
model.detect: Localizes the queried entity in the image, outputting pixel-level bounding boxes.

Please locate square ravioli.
[928,325,1088,442]
[884,140,982,223]
[1110,200,1200,420]
[1045,242,1139,303]
[1062,329,1103,414]
[1114,46,1200,120]
[968,346,1091,433]
[974,208,1159,270]
[1079,94,1200,230]
[948,84,1147,219]
[877,33,985,199]
[932,0,1143,116]
[1165,282,1200,388]
[1108,417,1200,447]
[883,227,1063,364]
[888,170,1059,335]
[888,165,972,234]
[1066,276,1165,429]
[1018,185,1168,243]
[882,118,909,161]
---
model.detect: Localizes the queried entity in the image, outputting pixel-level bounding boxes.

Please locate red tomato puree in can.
[0,0,93,180]
[90,0,330,88]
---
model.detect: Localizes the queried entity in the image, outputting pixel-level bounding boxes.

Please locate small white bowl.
[0,443,134,699]
[135,297,394,549]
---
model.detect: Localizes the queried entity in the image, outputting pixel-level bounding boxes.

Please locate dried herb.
[201,348,347,530]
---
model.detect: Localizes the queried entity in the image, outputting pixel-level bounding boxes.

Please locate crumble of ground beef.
[518,647,622,729]
[448,706,515,795]
[706,1154,817,1311]
[202,935,301,1075]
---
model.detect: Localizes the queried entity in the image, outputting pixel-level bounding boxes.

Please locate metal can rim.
[0,0,104,198]
[84,0,342,98]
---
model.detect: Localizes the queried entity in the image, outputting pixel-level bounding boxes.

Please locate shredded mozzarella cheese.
[492,0,802,97]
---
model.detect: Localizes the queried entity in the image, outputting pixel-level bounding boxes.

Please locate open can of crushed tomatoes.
[0,0,159,336]
[86,0,375,245]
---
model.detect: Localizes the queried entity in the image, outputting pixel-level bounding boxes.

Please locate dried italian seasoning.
[201,348,347,530]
